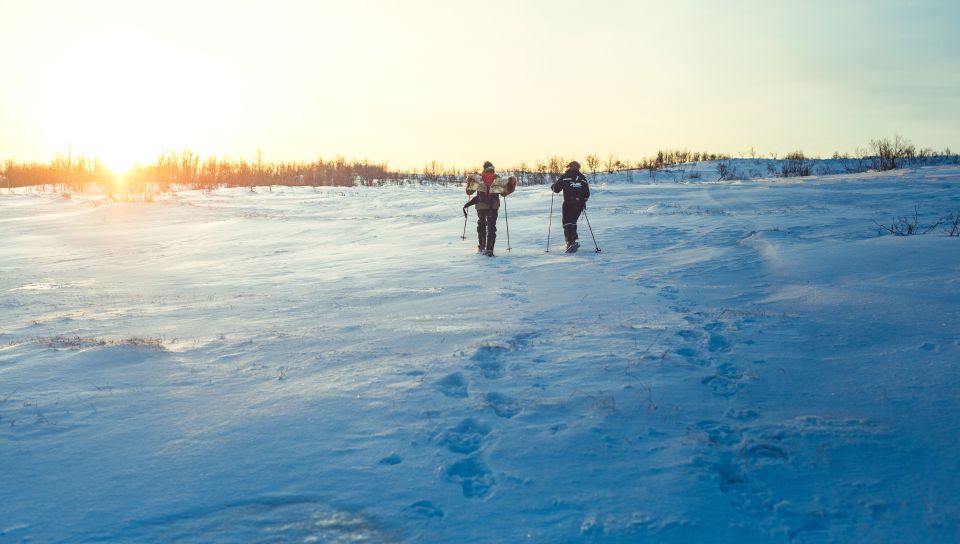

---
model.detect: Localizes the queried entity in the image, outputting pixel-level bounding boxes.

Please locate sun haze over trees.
[2,137,957,195]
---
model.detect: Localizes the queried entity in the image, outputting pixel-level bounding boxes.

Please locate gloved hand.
[462,207,468,217]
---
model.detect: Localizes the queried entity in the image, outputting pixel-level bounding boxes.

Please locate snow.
[2,166,959,543]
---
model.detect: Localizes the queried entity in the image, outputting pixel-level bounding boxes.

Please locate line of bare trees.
[2,137,957,192]
[2,151,110,190]
[0,148,732,192]
[125,150,399,192]
[415,150,733,186]
[0,150,400,196]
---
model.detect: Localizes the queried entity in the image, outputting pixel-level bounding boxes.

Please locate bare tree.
[585,154,600,174]
[870,135,914,171]
[852,146,870,172]
[547,156,566,176]
[603,154,619,173]
[423,160,444,182]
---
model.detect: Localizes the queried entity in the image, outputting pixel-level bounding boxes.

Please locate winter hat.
[483,161,493,169]
[567,161,581,170]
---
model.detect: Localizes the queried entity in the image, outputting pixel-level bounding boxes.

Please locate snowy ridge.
[1,166,959,542]
[591,156,960,184]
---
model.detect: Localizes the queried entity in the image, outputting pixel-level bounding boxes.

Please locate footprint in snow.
[470,345,508,379]
[658,286,680,300]
[696,418,861,536]
[741,442,789,462]
[378,453,403,465]
[443,456,496,499]
[695,421,743,447]
[703,320,725,332]
[477,359,504,379]
[683,312,709,325]
[716,362,743,380]
[701,374,741,398]
[675,344,697,356]
[727,409,760,422]
[707,334,731,353]
[693,420,796,522]
[484,392,520,418]
[702,355,745,396]
[407,500,444,519]
[435,373,469,399]
[439,418,491,454]
[712,442,791,520]
[674,347,708,366]
[471,344,508,360]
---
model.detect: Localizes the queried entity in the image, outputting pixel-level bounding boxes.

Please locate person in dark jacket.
[465,161,515,256]
[551,160,590,251]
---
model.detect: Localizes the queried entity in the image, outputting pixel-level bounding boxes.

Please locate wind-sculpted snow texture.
[2,166,959,542]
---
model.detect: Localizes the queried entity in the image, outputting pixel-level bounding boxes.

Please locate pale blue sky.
[2,0,958,170]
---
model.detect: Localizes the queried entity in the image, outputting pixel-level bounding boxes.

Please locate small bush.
[946,212,960,237]
[716,162,733,181]
[40,335,167,351]
[871,135,915,171]
[873,204,944,236]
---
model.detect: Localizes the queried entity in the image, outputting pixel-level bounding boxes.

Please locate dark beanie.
[483,161,493,169]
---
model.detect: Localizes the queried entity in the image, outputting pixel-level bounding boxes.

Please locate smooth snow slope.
[1,166,959,543]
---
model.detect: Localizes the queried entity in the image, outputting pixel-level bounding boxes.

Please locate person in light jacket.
[465,161,516,256]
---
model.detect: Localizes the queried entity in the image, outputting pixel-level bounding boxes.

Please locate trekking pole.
[461,207,468,240]
[546,191,555,252]
[583,207,601,253]
[503,196,512,252]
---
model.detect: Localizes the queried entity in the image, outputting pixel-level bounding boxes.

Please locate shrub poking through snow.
[872,204,950,236]
[946,212,960,237]
[39,336,167,351]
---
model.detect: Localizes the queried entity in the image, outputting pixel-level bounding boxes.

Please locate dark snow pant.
[477,209,498,251]
[562,201,585,243]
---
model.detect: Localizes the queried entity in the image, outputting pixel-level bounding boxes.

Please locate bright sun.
[38,34,229,174]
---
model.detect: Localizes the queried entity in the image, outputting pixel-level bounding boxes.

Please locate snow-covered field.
[2,165,959,543]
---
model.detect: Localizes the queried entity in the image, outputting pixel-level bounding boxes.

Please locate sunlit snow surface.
[2,165,959,543]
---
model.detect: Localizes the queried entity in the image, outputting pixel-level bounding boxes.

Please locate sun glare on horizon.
[35,33,233,174]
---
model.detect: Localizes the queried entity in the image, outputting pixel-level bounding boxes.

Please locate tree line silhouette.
[1,148,731,193]
[1,136,956,195]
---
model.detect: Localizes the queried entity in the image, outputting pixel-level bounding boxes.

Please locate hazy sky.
[2,0,958,170]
